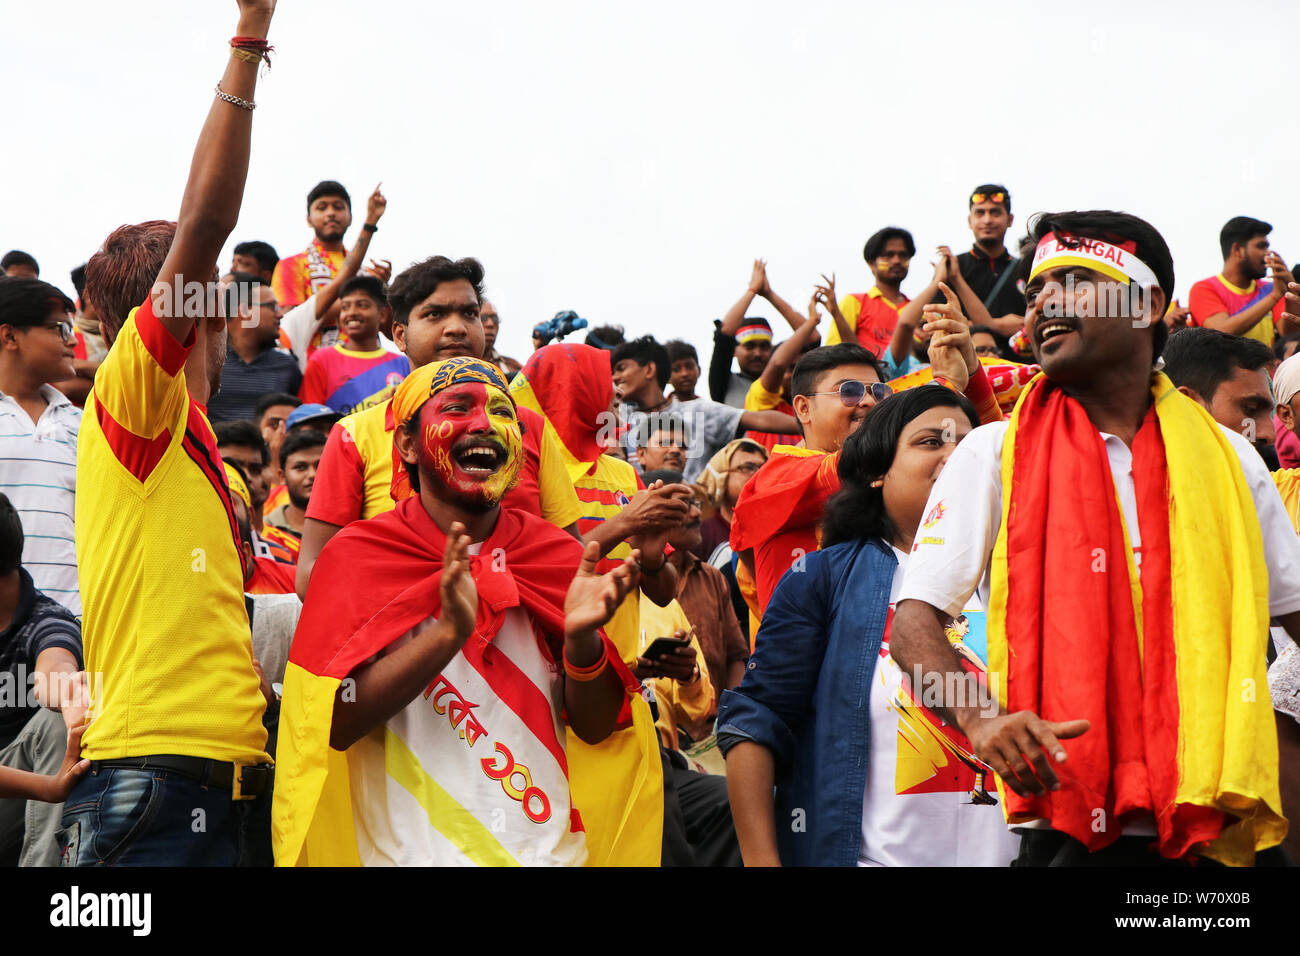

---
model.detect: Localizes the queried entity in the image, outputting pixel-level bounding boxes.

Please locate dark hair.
[233,240,280,274]
[641,468,684,486]
[279,428,328,471]
[85,220,176,338]
[340,274,389,309]
[0,277,75,328]
[612,335,672,389]
[791,343,886,399]
[223,272,263,320]
[254,392,301,422]
[0,493,22,574]
[70,263,87,301]
[969,323,1013,360]
[388,256,485,326]
[585,324,625,350]
[1275,333,1300,362]
[863,227,916,264]
[214,420,269,467]
[969,183,1011,214]
[1161,326,1274,403]
[821,386,979,548]
[665,339,698,364]
[1026,209,1175,361]
[638,411,688,448]
[1,250,39,276]
[1219,216,1272,260]
[307,180,351,212]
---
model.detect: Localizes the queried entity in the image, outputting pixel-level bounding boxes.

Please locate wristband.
[362,223,378,234]
[563,650,609,683]
[214,85,255,111]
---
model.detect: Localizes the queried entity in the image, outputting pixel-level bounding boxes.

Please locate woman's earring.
[870,478,884,488]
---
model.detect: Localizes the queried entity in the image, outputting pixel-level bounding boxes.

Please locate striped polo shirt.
[0,385,81,614]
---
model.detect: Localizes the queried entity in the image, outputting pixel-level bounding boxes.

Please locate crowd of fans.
[5,1,1300,868]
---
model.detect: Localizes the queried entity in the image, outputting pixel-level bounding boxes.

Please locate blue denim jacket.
[716,537,895,866]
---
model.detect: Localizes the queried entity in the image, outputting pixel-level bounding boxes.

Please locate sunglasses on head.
[970,191,1007,206]
[813,380,893,407]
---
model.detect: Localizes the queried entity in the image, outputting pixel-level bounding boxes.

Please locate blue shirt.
[716,537,895,866]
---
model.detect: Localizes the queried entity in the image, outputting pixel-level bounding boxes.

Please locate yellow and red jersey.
[75,296,269,763]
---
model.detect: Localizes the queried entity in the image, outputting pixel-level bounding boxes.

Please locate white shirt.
[897,418,1300,836]
[899,419,1300,620]
[0,386,81,614]
[859,549,1020,866]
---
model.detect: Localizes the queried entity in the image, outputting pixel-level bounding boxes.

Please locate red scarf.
[515,344,613,467]
[1000,381,1223,855]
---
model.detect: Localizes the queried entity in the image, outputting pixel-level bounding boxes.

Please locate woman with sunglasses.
[717,385,1019,866]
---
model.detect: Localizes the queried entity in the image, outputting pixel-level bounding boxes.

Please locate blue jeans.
[57,766,254,866]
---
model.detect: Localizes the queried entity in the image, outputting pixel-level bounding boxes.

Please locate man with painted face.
[295,255,581,599]
[274,357,648,866]
[892,210,1300,866]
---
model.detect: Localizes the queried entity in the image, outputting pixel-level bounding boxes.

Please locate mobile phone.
[641,636,691,662]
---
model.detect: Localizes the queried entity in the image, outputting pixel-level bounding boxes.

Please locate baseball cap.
[286,403,341,432]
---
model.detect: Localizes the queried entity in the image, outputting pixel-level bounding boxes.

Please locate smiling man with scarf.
[892,210,1300,866]
[272,357,647,866]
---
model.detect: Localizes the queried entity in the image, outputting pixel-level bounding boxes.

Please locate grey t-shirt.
[622,397,744,483]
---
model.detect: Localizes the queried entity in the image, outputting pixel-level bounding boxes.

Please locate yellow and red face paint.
[418,382,523,506]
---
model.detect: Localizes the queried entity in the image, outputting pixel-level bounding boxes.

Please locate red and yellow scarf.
[987,372,1283,865]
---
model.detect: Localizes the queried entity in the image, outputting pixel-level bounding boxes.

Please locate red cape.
[293,498,633,697]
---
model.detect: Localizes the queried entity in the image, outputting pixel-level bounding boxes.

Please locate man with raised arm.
[65,0,277,866]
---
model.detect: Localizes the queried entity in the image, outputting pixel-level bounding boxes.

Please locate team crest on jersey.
[615,491,630,507]
[922,500,945,529]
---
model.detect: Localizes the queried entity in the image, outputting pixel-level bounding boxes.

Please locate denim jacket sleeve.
[716,551,832,774]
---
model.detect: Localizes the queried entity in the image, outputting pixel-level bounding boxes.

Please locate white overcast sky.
[5,0,1298,363]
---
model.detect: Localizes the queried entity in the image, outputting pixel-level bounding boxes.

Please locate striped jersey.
[0,385,81,613]
[349,603,586,865]
[299,344,410,415]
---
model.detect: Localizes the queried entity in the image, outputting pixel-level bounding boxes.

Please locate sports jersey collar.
[867,286,907,311]
[1218,273,1257,296]
[335,345,388,359]
[969,244,1011,264]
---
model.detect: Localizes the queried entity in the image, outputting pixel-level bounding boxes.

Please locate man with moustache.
[892,210,1300,866]
[295,255,581,599]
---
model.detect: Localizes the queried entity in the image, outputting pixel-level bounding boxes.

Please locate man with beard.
[892,210,1300,866]
[271,180,354,356]
[824,227,916,358]
[928,185,1027,338]
[273,358,649,866]
[1188,216,1297,346]
[65,0,276,865]
[296,256,580,599]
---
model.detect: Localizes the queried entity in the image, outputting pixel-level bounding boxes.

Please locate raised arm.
[760,294,822,394]
[151,0,277,342]
[719,260,767,336]
[894,256,947,365]
[312,184,387,317]
[756,266,807,333]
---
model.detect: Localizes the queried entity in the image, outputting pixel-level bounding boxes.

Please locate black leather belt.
[90,755,273,800]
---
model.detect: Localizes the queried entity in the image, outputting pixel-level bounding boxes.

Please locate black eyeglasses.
[34,321,75,341]
[812,380,892,407]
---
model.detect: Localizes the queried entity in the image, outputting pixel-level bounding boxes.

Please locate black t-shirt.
[957,246,1025,318]
[0,570,83,748]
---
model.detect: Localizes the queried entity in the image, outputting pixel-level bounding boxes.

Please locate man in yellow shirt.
[295,256,582,599]
[64,0,277,866]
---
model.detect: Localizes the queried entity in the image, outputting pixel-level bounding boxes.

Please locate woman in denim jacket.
[718,384,1015,866]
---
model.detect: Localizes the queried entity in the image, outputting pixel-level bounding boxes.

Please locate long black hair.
[821,385,979,548]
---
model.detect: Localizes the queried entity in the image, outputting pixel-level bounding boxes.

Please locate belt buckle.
[231,762,254,801]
